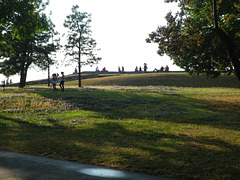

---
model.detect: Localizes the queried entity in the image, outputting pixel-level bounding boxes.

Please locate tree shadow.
[1,114,239,179]
[33,87,240,131]
[1,87,240,179]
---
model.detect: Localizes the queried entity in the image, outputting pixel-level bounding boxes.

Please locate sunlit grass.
[1,74,240,179]
[75,73,240,88]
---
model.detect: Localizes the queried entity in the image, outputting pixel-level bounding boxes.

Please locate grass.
[0,73,240,179]
[73,72,240,88]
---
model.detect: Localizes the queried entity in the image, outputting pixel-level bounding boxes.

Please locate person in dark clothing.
[59,72,65,92]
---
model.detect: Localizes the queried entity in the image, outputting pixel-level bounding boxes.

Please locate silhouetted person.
[144,63,147,72]
[1,81,5,91]
[118,66,121,73]
[160,66,164,72]
[165,65,169,72]
[122,66,124,73]
[59,72,65,92]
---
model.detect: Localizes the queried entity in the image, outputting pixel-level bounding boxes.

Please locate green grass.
[74,72,240,88]
[1,73,240,179]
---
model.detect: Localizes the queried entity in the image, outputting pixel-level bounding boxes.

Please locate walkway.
[0,150,176,180]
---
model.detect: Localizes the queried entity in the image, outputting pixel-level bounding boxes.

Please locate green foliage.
[0,0,59,87]
[147,0,240,79]
[64,5,101,65]
[63,5,101,87]
[0,0,49,41]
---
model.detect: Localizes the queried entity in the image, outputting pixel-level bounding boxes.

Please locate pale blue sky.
[1,0,182,83]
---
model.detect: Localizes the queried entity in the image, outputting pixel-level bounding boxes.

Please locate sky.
[1,0,183,83]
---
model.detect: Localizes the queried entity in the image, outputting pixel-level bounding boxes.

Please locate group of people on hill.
[51,64,170,92]
[118,66,125,73]
[135,63,148,72]
[95,64,169,73]
[135,64,169,73]
[153,65,169,72]
[1,78,12,85]
[51,72,65,92]
[95,66,108,72]
[1,78,13,91]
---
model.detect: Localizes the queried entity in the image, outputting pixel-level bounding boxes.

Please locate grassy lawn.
[0,73,240,179]
[78,72,240,88]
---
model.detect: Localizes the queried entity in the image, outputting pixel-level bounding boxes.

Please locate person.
[160,66,164,72]
[52,74,57,92]
[59,72,65,92]
[1,80,5,91]
[139,66,142,72]
[101,67,106,72]
[165,65,169,72]
[122,66,124,73]
[144,63,148,72]
[118,66,121,73]
[135,66,138,72]
[74,68,78,74]
[96,66,99,72]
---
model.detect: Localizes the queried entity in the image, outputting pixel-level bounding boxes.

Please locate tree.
[146,0,240,80]
[34,21,61,87]
[0,0,23,53]
[0,0,49,51]
[0,0,59,87]
[64,5,101,87]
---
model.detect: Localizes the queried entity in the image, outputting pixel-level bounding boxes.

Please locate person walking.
[59,72,65,92]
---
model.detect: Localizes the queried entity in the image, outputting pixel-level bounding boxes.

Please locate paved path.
[0,151,176,180]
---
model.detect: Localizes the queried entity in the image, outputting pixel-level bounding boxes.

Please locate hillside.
[5,72,240,88]
[1,72,240,180]
[76,72,240,88]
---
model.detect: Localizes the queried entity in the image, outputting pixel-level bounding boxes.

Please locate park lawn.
[68,72,240,88]
[0,85,240,180]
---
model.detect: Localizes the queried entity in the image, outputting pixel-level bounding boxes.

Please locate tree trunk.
[215,28,240,81]
[212,0,240,81]
[19,68,27,88]
[47,55,50,87]
[78,63,82,86]
[78,34,82,87]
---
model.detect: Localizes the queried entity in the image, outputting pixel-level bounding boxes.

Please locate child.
[52,73,57,91]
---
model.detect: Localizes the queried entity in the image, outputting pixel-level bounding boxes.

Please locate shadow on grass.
[1,113,239,179]
[34,87,240,131]
[1,87,240,179]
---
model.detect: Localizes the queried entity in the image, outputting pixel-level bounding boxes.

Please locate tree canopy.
[147,0,240,80]
[64,5,101,87]
[0,0,59,87]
